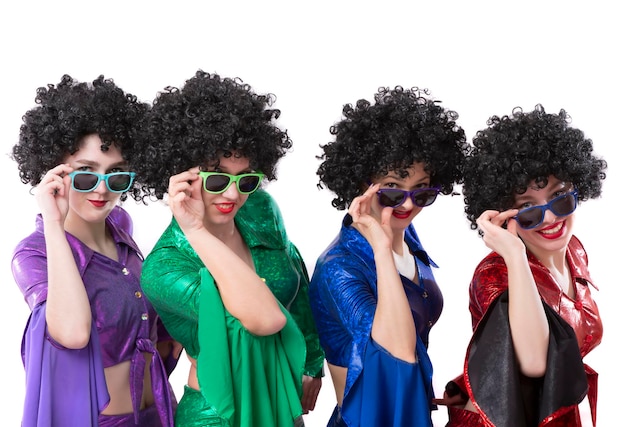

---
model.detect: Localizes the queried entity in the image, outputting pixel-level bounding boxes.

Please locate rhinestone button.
[141,313,148,321]
[122,267,129,276]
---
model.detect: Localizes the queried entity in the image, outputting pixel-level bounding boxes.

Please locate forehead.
[380,161,429,180]
[65,134,125,164]
[513,176,568,201]
[210,153,251,171]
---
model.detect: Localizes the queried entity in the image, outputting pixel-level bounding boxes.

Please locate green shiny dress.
[141,189,324,427]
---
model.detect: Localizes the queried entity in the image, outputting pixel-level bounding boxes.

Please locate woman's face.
[513,175,576,255]
[64,134,129,226]
[370,162,433,231]
[200,153,256,228]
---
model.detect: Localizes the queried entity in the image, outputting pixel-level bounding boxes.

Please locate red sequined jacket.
[453,235,602,427]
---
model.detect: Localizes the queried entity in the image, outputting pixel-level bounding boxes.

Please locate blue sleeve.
[341,338,434,427]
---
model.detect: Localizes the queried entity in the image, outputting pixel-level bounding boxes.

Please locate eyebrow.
[514,182,569,203]
[73,159,129,169]
[381,175,430,186]
[213,167,254,174]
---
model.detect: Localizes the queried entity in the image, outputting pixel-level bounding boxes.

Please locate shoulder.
[14,214,45,252]
[472,252,508,288]
[311,228,372,285]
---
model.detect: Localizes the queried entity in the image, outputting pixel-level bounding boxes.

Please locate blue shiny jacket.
[309,216,443,427]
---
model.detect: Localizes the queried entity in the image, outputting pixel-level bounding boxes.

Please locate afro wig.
[316,86,469,210]
[463,104,608,232]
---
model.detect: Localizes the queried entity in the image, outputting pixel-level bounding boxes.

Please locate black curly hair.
[316,86,469,210]
[133,70,292,201]
[463,104,608,232]
[12,74,148,202]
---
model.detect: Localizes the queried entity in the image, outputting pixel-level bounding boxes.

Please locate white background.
[1,1,623,425]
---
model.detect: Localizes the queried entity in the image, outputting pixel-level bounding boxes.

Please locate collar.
[34,205,143,274]
[339,214,438,268]
[166,189,286,257]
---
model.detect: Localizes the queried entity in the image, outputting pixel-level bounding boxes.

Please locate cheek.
[567,212,576,228]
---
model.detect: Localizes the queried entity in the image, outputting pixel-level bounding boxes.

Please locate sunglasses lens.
[107,173,133,192]
[72,173,99,191]
[412,190,439,207]
[377,190,406,207]
[516,207,543,229]
[204,174,231,193]
[238,175,261,194]
[551,194,577,216]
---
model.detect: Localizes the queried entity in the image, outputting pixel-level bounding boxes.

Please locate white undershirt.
[392,241,416,280]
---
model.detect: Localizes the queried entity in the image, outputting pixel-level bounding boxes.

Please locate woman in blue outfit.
[309,86,468,427]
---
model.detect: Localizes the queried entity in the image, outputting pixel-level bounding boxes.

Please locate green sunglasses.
[198,171,264,194]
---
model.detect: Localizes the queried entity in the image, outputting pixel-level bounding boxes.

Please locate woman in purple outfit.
[10,75,178,427]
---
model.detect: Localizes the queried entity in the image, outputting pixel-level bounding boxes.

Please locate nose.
[94,178,108,194]
[542,207,558,224]
[222,182,239,198]
[402,194,416,209]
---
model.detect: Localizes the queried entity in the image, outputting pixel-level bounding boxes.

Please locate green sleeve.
[285,242,325,378]
[141,221,204,357]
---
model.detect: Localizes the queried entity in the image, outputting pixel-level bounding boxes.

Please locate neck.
[205,220,238,244]
[64,212,108,248]
[529,245,568,274]
[391,230,406,254]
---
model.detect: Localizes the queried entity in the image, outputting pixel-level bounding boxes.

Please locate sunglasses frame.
[376,186,442,208]
[68,171,136,193]
[198,171,265,195]
[513,189,579,230]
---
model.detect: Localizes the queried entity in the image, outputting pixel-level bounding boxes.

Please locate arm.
[284,243,324,413]
[348,184,416,362]
[167,168,285,336]
[285,244,325,376]
[13,243,109,425]
[476,210,549,377]
[37,164,92,349]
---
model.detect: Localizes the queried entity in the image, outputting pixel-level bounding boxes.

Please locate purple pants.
[99,404,163,427]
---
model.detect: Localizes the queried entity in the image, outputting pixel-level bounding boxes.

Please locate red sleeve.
[469,252,509,330]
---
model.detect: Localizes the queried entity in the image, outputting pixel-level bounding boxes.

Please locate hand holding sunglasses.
[513,190,578,229]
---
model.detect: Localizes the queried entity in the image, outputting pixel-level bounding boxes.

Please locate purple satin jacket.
[11,206,175,427]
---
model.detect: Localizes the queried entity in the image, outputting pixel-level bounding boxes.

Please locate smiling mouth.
[215,203,235,213]
[538,221,564,235]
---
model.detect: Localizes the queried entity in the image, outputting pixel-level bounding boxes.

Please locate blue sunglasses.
[376,186,441,208]
[69,171,136,193]
[513,190,578,229]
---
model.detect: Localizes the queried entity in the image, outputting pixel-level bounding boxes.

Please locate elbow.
[47,323,92,349]
[519,357,547,378]
[244,311,287,336]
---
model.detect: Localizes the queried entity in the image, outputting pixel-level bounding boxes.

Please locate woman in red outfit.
[435,105,606,427]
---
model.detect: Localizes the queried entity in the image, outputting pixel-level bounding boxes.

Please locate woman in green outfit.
[134,70,325,426]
